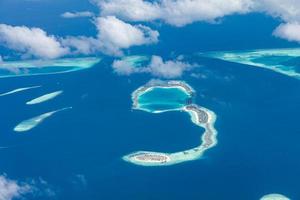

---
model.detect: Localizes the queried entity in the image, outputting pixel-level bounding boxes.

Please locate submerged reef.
[0,86,41,97]
[0,57,101,78]
[14,107,72,132]
[123,80,217,166]
[201,48,300,79]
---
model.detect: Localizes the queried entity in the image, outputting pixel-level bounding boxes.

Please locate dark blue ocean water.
[1,1,300,199]
[0,56,299,200]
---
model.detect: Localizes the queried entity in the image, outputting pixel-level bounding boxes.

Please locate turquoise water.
[0,57,101,78]
[0,67,79,77]
[120,55,149,67]
[137,87,190,112]
[1,4,300,198]
[202,48,300,79]
[1,54,300,199]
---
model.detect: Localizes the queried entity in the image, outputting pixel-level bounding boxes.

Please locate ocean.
[0,55,299,199]
[0,1,300,198]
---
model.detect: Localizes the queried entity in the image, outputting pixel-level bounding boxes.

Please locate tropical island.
[123,80,217,166]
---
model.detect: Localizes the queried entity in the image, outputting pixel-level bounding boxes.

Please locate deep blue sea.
[0,55,299,200]
[0,1,300,199]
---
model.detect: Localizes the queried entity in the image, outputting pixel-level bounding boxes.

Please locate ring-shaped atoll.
[123,80,218,166]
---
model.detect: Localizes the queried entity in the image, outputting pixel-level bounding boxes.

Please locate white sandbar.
[14,107,72,132]
[0,86,41,97]
[26,90,63,105]
[260,194,290,200]
[123,80,218,166]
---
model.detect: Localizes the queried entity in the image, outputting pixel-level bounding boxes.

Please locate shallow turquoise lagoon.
[137,87,191,112]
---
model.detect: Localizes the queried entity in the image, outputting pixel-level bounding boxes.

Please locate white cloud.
[96,0,300,43]
[0,24,69,59]
[0,175,31,200]
[61,16,159,56]
[255,0,300,23]
[0,16,158,58]
[61,11,94,18]
[3,0,300,60]
[61,36,99,55]
[97,0,161,22]
[95,16,159,55]
[273,22,300,43]
[162,0,253,26]
[97,0,300,26]
[0,175,55,200]
[112,55,192,78]
[97,0,254,26]
[28,178,56,198]
[254,0,300,43]
[112,59,143,75]
[147,55,192,78]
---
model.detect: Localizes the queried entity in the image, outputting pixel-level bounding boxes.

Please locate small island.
[260,194,290,200]
[123,80,218,166]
